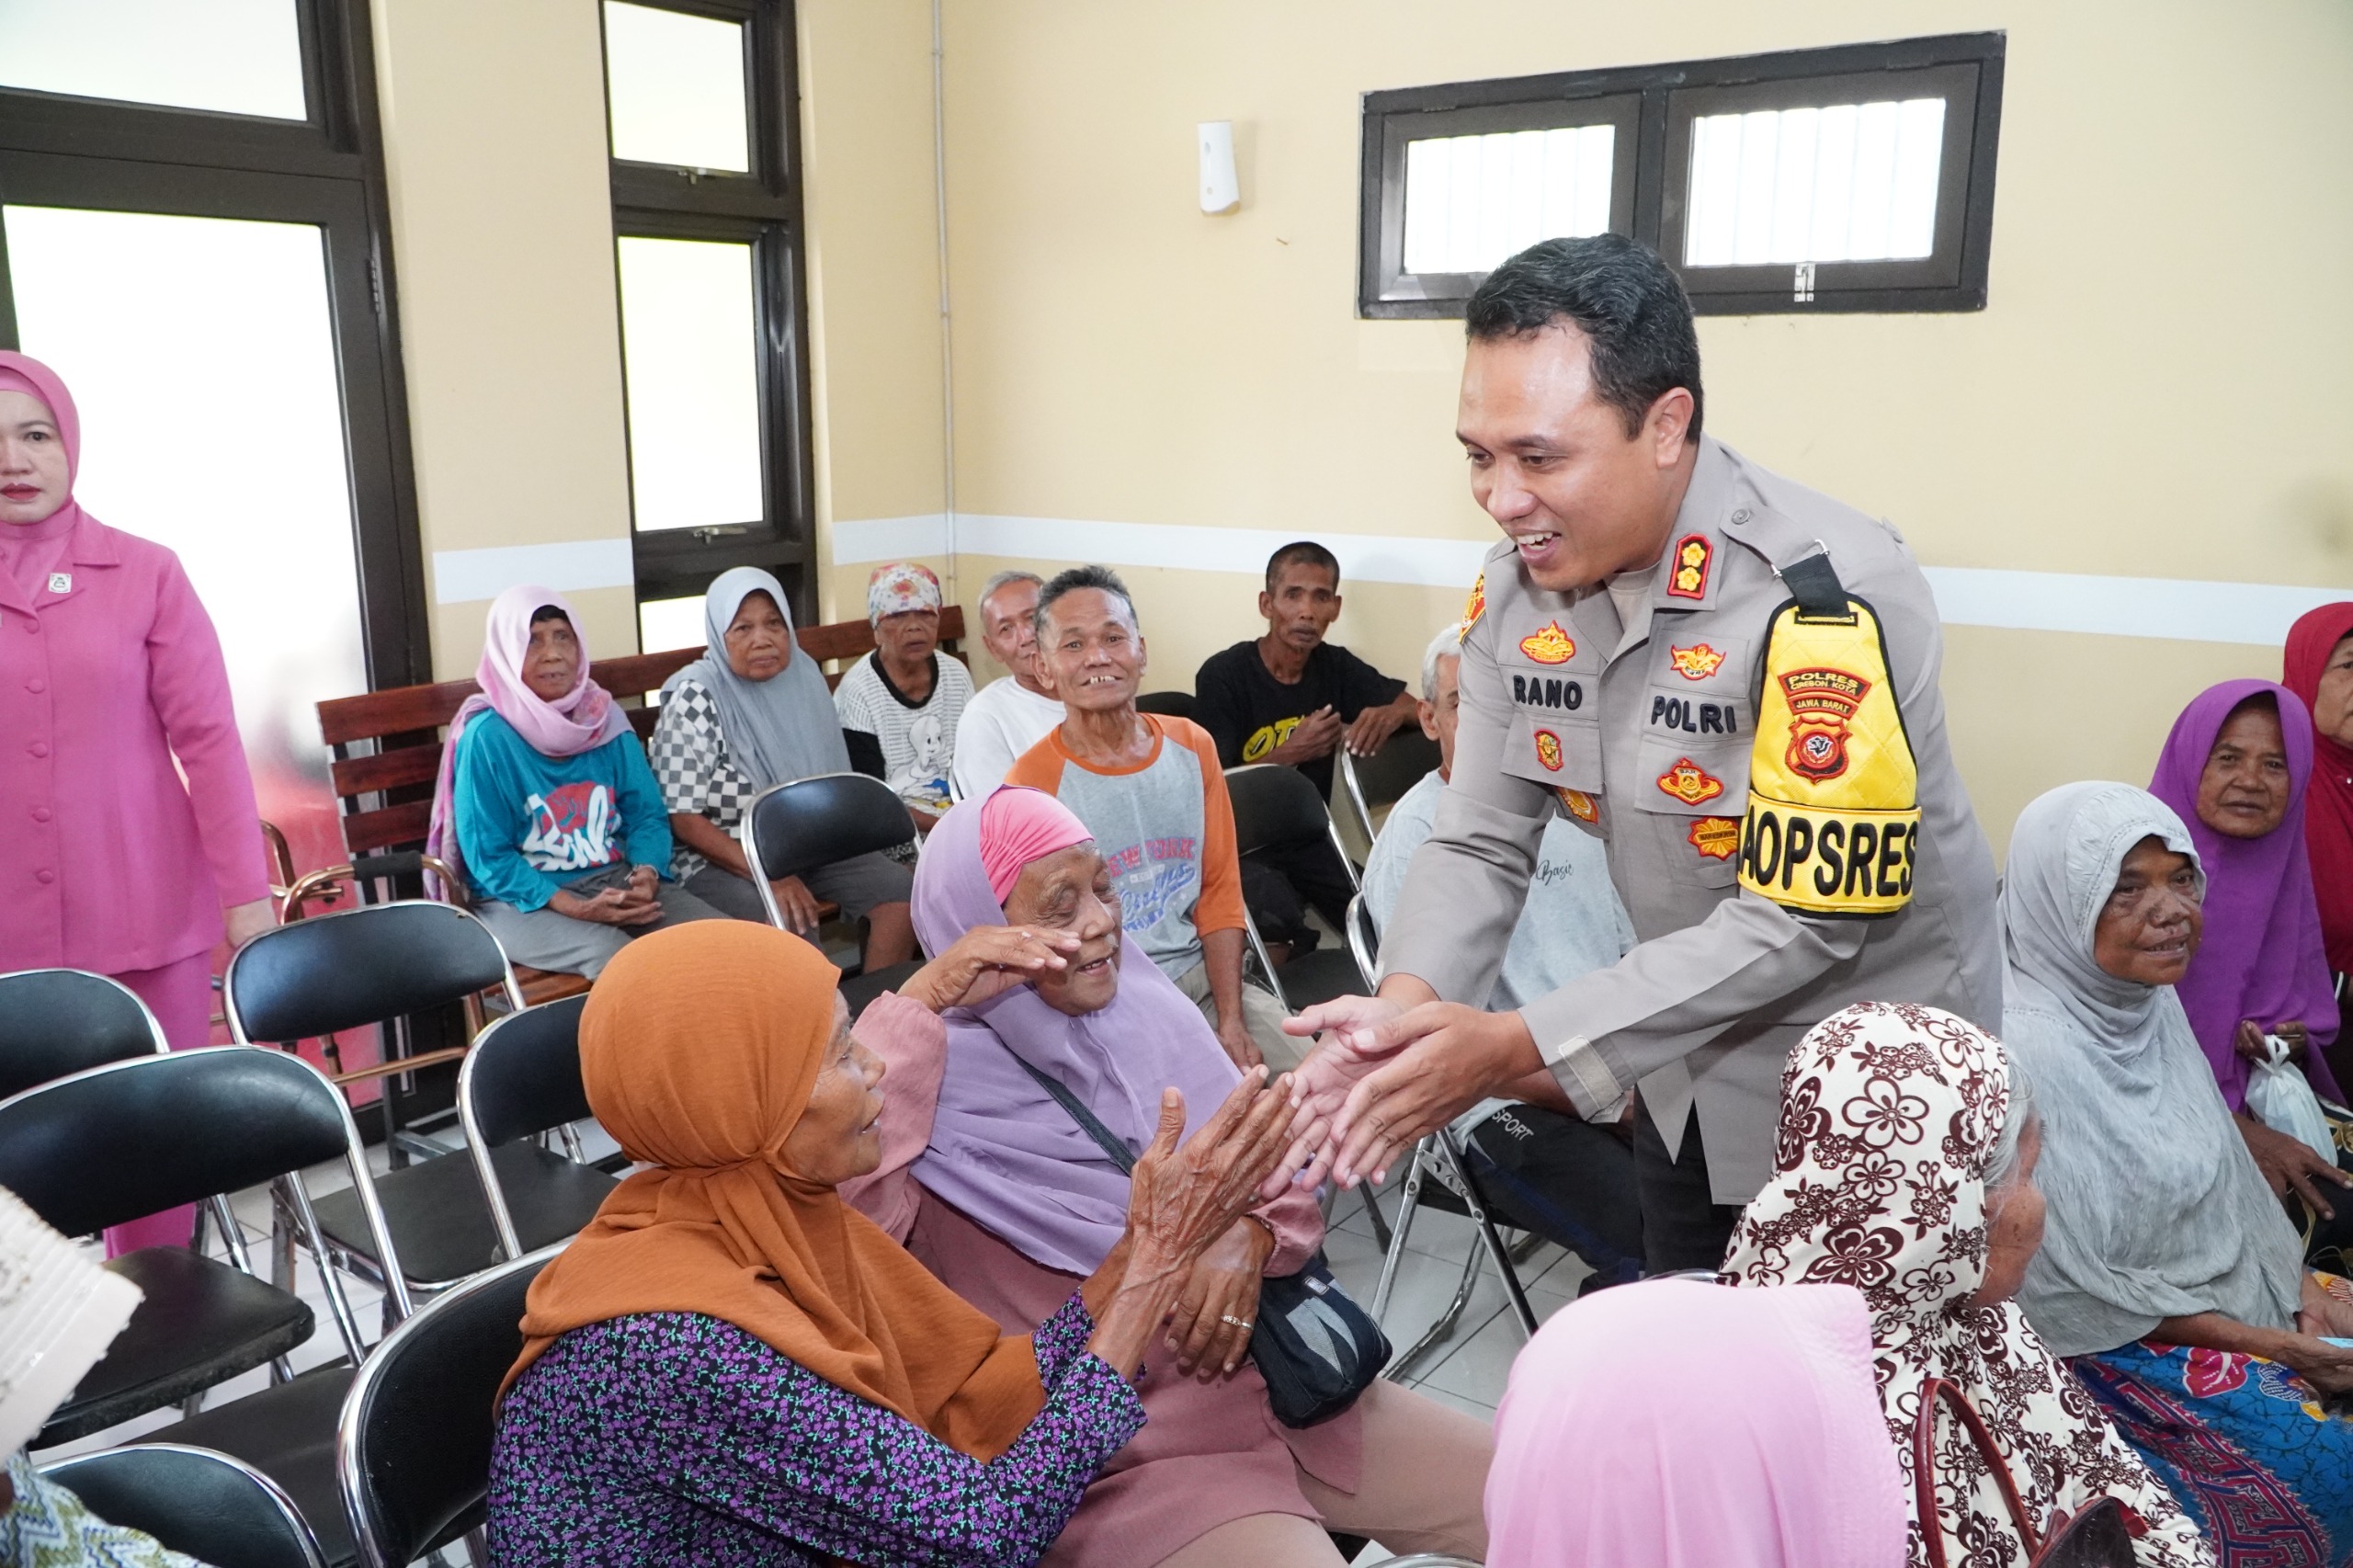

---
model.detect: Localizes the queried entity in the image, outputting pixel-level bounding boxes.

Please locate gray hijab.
[2002,780,2302,1358]
[660,567,848,788]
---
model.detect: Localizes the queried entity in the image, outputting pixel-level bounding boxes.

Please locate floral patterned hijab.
[1723,1002,2212,1568]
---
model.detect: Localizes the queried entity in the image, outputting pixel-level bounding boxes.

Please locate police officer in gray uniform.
[1287,236,2000,1271]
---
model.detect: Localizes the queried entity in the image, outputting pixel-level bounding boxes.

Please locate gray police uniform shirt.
[1380,436,2000,1204]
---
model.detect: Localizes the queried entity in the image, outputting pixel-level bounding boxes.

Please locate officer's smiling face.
[1457,322,1696,594]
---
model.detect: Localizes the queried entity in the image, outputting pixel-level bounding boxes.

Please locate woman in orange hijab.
[485,920,1298,1568]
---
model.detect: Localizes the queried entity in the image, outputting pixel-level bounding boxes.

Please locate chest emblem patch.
[1779,667,1871,781]
[1656,756,1725,806]
[1669,642,1725,680]
[1555,787,1598,824]
[1460,573,1485,640]
[1518,620,1575,665]
[1688,816,1741,859]
[1533,729,1563,771]
[1665,534,1712,600]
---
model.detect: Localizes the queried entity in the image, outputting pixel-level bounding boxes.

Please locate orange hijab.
[502,922,1046,1460]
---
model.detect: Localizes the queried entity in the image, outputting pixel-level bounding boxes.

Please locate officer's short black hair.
[1265,540,1339,592]
[1464,234,1704,441]
[1036,564,1140,635]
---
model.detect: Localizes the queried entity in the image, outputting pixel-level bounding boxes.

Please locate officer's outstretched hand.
[1291,1001,1542,1189]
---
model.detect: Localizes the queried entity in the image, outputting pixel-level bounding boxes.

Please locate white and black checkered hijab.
[662,567,848,789]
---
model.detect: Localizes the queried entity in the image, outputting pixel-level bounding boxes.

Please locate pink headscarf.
[425,585,632,891]
[1486,1278,1907,1568]
[978,787,1092,902]
[0,352,91,597]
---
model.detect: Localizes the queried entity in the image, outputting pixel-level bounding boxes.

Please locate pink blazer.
[0,517,268,974]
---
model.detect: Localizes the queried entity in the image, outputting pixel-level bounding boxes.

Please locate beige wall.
[370,0,637,676]
[368,0,2353,853]
[794,0,953,627]
[907,0,2353,851]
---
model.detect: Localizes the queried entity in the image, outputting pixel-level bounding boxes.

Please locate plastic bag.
[2246,1033,2338,1165]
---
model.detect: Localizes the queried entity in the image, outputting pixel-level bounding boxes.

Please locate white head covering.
[661,567,849,790]
[0,1186,142,1456]
[2001,780,2303,1358]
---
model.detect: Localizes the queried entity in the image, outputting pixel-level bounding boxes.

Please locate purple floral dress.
[485,1291,1142,1567]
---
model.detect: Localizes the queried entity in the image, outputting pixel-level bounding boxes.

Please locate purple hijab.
[909,788,1245,1277]
[2149,678,2343,1108]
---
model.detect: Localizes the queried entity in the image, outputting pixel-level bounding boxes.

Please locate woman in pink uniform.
[0,350,273,1251]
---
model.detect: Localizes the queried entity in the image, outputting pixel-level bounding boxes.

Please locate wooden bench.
[308,608,966,1007]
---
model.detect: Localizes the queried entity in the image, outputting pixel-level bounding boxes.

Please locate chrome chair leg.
[1436,1126,1539,1337]
[1370,1141,1432,1324]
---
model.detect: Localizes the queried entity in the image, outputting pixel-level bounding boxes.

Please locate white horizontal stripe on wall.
[828,512,950,563]
[829,512,2349,648]
[431,538,636,605]
[1919,567,2350,648]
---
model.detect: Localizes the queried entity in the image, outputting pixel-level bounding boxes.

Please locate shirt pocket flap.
[1501,710,1601,792]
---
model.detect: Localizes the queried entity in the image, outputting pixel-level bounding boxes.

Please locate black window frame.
[1358,32,2005,319]
[0,0,430,687]
[598,0,816,631]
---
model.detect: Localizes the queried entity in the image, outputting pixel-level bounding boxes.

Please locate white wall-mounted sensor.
[1199,121,1239,214]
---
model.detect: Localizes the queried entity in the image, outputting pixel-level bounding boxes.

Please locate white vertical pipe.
[931,0,958,599]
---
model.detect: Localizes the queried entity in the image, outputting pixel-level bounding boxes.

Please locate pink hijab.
[0,352,91,597]
[424,585,632,890]
[1487,1278,1907,1568]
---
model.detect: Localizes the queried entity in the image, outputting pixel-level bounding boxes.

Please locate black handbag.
[1012,1057,1391,1426]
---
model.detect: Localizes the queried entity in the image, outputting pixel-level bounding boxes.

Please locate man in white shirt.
[950,569,1064,799]
[1362,621,1643,1290]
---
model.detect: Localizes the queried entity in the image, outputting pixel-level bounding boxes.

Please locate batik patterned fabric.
[2074,1333,2353,1566]
[1,1452,205,1568]
[1722,1001,2213,1568]
[488,1293,1143,1568]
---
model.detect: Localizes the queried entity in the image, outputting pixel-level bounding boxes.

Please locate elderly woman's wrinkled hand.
[2234,1108,2353,1219]
[1125,1072,1299,1276]
[901,925,1081,1013]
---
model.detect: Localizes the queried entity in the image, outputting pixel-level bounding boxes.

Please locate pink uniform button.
[30,806,51,823]
[25,678,43,693]
[28,741,49,758]
[34,869,54,884]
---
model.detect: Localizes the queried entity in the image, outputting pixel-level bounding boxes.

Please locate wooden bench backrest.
[314,608,966,860]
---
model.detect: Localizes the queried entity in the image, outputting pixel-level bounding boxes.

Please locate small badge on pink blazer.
[46,573,70,595]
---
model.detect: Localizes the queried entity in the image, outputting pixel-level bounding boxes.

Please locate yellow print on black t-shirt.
[1241,716,1303,762]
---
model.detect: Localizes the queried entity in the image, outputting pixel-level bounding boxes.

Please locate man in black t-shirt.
[1194,541,1418,953]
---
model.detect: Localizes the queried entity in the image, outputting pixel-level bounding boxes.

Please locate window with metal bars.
[1358,33,2004,319]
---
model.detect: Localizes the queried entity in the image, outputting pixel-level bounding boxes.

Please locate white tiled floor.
[1324,1182,1582,1427]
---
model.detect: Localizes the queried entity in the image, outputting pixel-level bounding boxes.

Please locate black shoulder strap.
[1778,551,1852,619]
[1014,1056,1137,1175]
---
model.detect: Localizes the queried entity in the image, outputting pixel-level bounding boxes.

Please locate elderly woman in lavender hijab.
[838,786,1490,1568]
[2147,678,2353,1256]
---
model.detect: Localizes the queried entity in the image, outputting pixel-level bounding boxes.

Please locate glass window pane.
[2,204,363,884]
[616,235,764,534]
[603,1,750,173]
[1684,97,1946,267]
[1403,123,1615,275]
[638,595,708,663]
[0,0,305,119]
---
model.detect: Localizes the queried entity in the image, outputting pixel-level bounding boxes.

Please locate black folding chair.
[1222,763,1368,1013]
[0,967,168,1100]
[42,1443,328,1568]
[337,1245,560,1568]
[1335,725,1441,866]
[225,902,527,1301]
[1134,689,1196,719]
[0,1046,404,1567]
[1345,895,1540,1378]
[743,772,923,1014]
[458,994,620,1262]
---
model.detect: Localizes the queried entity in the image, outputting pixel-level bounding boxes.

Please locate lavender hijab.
[2148,678,2343,1108]
[909,788,1244,1277]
